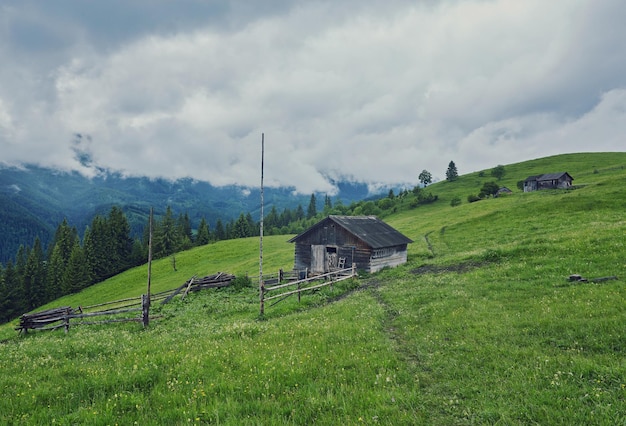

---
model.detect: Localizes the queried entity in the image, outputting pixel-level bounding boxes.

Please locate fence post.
[142,294,149,327]
[260,280,265,316]
[64,307,70,334]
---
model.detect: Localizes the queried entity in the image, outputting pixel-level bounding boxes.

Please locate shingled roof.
[524,172,573,182]
[288,215,413,249]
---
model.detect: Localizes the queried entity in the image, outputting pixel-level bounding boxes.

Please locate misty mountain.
[0,165,387,264]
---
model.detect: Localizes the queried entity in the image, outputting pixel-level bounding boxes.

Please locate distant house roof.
[524,174,542,183]
[288,215,413,249]
[496,187,513,196]
[524,172,573,182]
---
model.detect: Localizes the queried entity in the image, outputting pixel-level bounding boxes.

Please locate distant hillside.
[0,165,390,263]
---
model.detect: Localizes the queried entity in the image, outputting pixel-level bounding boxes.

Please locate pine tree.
[307,194,317,219]
[446,161,459,182]
[264,206,279,234]
[46,244,65,301]
[108,206,133,273]
[233,213,250,238]
[62,240,89,294]
[13,245,28,314]
[324,194,333,213]
[24,237,46,309]
[246,213,257,236]
[0,263,8,323]
[130,239,146,266]
[177,212,193,244]
[49,219,78,265]
[296,204,305,221]
[155,206,178,257]
[1,261,23,321]
[86,216,113,282]
[214,219,226,241]
[196,217,210,245]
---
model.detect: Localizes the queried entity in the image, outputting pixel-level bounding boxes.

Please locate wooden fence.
[15,296,149,335]
[16,272,236,335]
[260,264,357,313]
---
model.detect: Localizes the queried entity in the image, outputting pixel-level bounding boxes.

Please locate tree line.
[0,197,329,323]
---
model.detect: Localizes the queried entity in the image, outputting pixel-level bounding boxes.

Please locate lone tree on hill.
[419,169,432,186]
[491,164,506,180]
[446,161,459,182]
[480,181,500,198]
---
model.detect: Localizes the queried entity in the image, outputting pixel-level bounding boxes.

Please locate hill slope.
[1,152,625,424]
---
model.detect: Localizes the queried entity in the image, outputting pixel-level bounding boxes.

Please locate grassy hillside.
[1,152,625,424]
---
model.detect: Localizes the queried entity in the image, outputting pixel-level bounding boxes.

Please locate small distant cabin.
[523,172,573,192]
[496,187,513,197]
[288,215,413,274]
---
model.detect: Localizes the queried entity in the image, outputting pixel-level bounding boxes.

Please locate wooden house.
[288,215,413,274]
[495,187,513,197]
[523,172,573,192]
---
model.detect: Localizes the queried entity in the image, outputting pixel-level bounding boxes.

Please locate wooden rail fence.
[15,297,148,335]
[16,272,236,335]
[260,264,357,313]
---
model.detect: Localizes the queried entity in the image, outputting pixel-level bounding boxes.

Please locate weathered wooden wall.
[370,246,408,273]
[292,222,408,273]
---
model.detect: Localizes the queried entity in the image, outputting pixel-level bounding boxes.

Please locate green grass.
[1,152,626,425]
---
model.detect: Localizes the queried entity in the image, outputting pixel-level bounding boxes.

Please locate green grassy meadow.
[1,152,626,424]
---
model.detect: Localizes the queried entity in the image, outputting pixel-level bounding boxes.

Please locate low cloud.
[1,0,625,192]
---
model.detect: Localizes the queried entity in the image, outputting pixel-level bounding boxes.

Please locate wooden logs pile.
[188,272,235,292]
[162,272,236,304]
[15,306,77,334]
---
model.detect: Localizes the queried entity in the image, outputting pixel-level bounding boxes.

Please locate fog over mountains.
[0,164,393,264]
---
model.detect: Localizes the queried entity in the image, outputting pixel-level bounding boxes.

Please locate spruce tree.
[177,212,193,244]
[307,194,317,219]
[295,205,305,221]
[46,244,65,301]
[49,219,78,265]
[24,237,46,309]
[245,213,257,236]
[233,213,250,238]
[214,219,226,241]
[108,206,133,273]
[446,161,459,182]
[87,216,113,282]
[196,217,210,245]
[1,261,22,321]
[13,245,28,314]
[156,206,178,257]
[62,240,89,294]
[0,263,8,323]
[264,206,279,234]
[324,194,333,213]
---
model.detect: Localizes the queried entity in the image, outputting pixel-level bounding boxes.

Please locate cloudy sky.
[1,0,625,194]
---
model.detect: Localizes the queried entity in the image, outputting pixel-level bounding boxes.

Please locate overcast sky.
[1,0,625,194]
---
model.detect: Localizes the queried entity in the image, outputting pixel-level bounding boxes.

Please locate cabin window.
[372,248,394,258]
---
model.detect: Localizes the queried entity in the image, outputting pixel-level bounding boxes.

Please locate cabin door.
[311,245,326,273]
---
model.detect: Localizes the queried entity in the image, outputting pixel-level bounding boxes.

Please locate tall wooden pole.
[259,133,265,316]
[145,207,153,326]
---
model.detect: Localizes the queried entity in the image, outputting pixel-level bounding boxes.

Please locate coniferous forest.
[0,184,436,324]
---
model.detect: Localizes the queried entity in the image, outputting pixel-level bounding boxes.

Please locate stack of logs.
[15,306,79,334]
[161,272,235,304]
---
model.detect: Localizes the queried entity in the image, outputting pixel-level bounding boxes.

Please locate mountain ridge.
[0,164,396,263]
